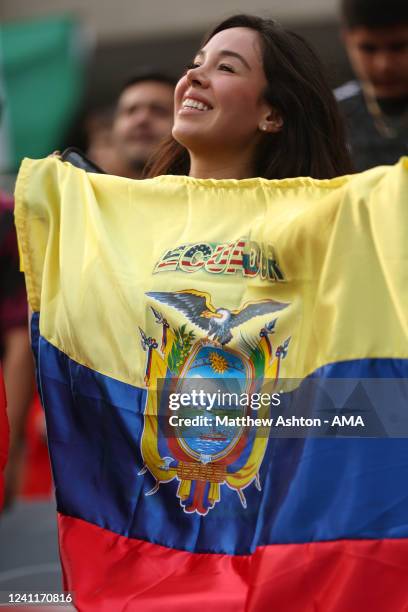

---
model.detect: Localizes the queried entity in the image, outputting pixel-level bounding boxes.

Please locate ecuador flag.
[14,157,408,611]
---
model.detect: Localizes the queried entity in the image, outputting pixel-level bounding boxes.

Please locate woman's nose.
[186,65,210,88]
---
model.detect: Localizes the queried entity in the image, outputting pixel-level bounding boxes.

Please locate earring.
[262,125,268,132]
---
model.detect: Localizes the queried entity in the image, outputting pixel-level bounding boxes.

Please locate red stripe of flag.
[58,514,408,612]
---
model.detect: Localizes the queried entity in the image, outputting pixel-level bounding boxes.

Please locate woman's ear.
[259,108,283,134]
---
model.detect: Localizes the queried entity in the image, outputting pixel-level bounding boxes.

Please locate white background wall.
[1,0,340,42]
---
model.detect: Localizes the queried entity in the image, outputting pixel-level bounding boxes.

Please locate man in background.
[110,71,175,179]
[336,0,408,170]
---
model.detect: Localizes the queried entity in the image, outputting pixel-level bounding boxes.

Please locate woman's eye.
[185,62,201,71]
[219,64,234,72]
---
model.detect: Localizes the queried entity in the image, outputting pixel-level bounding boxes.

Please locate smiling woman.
[173,26,282,180]
[146,14,353,180]
[12,10,408,612]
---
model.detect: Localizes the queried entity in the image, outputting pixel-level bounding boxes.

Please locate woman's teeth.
[182,98,211,111]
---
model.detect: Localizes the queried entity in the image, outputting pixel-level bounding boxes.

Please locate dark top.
[335,80,408,172]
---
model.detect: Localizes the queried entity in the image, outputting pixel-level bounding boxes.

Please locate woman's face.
[173,27,275,157]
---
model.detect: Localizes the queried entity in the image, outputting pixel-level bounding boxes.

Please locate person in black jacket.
[336,0,408,170]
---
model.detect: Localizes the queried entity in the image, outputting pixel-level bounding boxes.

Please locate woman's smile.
[179,94,213,113]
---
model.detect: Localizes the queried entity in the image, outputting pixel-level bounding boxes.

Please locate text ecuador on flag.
[14,157,408,611]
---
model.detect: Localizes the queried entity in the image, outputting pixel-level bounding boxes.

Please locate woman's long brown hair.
[145,14,353,180]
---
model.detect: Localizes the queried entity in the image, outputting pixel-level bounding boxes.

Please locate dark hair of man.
[340,0,408,29]
[145,14,353,180]
[118,71,177,100]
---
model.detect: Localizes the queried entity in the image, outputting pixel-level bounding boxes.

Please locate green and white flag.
[0,15,86,174]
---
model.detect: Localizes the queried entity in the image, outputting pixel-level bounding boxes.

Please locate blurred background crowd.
[0,0,407,598]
